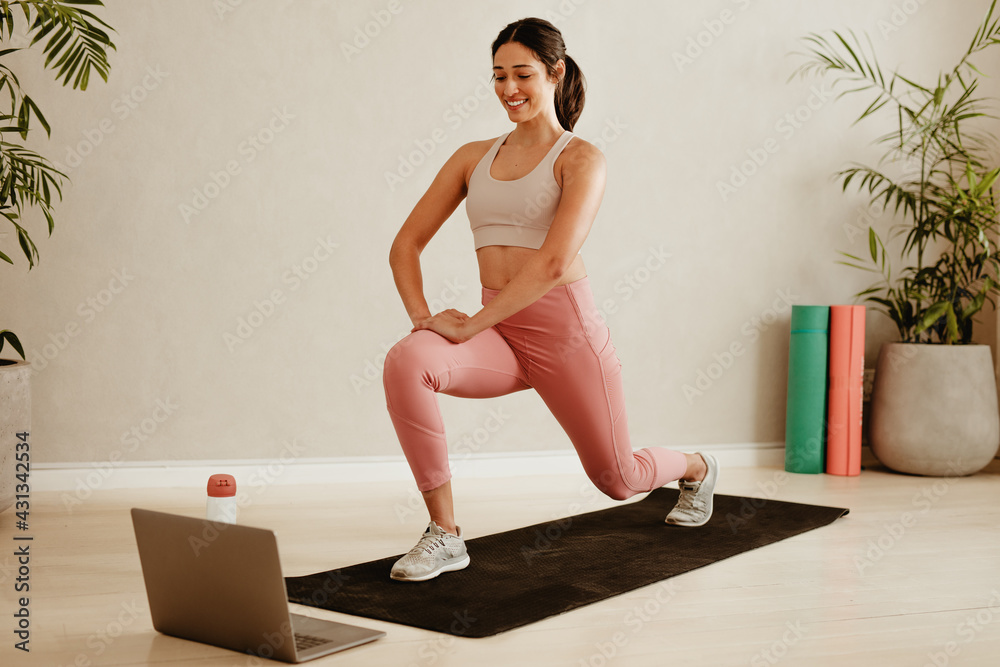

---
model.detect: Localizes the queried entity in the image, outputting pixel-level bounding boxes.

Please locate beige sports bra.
[466,130,575,250]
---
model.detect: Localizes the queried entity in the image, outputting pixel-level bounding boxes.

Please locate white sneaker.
[390,521,470,582]
[665,453,719,527]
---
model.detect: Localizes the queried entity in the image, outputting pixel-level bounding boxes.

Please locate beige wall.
[5,0,999,464]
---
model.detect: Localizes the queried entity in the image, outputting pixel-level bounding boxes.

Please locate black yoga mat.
[286,488,848,638]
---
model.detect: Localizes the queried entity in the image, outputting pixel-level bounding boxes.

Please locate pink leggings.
[382,277,687,499]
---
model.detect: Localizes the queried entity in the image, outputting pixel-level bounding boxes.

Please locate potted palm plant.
[792,2,1000,476]
[0,0,114,513]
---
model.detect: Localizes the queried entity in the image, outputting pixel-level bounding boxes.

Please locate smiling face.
[492,41,564,124]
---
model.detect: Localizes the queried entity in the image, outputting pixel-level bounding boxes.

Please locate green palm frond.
[0,1,114,357]
[0,0,115,90]
[792,0,1000,344]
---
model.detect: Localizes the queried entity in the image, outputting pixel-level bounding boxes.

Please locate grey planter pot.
[870,343,1000,476]
[0,360,31,513]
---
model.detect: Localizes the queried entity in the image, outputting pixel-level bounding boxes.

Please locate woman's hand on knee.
[412,309,473,343]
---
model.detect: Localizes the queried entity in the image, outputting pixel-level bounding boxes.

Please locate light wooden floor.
[2,458,999,667]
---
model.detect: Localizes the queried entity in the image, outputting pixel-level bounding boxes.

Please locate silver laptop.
[131,508,385,662]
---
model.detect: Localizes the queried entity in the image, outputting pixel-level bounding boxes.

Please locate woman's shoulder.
[560,133,606,175]
[447,135,505,185]
[454,135,504,163]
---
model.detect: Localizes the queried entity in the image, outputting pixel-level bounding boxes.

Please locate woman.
[384,17,719,582]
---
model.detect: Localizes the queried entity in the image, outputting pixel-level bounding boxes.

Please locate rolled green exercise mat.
[784,305,830,474]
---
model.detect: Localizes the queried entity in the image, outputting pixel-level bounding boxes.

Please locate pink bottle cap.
[207,474,237,498]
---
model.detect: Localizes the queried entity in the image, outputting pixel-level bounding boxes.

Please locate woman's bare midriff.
[476,245,587,290]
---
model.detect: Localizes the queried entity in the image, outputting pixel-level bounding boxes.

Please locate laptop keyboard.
[295,633,333,651]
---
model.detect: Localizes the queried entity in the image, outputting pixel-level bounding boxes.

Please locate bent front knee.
[383,330,443,386]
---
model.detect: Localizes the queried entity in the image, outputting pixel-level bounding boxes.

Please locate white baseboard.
[33,441,785,492]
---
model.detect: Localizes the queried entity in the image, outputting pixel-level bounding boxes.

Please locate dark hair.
[491,17,586,132]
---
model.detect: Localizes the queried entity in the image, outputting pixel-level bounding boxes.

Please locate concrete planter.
[0,360,31,513]
[870,343,1000,476]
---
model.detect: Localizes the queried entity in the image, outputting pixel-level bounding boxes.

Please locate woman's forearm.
[389,242,432,326]
[461,252,567,338]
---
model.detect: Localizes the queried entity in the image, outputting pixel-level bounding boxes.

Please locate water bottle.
[206,474,238,524]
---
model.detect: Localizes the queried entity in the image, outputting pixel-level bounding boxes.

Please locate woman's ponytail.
[555,54,586,132]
